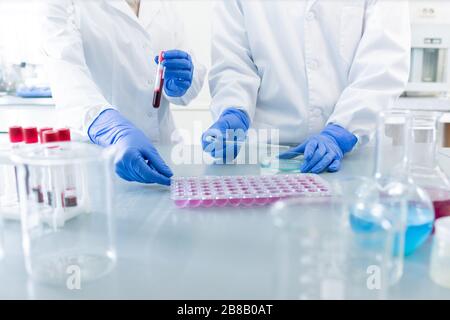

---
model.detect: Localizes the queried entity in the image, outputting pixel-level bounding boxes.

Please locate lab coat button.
[307,59,319,70]
[306,12,316,21]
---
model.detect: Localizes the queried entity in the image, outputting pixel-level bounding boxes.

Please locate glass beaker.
[376,110,435,256]
[270,177,401,300]
[408,111,450,223]
[11,142,116,286]
[429,217,450,288]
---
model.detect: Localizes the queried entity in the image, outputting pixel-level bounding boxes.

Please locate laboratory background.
[0,0,450,301]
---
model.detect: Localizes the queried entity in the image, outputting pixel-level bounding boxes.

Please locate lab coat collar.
[105,0,162,31]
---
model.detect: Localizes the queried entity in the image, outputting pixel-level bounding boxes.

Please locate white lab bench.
[0,143,449,299]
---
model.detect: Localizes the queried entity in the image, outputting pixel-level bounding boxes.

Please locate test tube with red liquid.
[152,51,165,108]
[23,127,43,203]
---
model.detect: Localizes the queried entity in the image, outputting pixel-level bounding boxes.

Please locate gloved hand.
[154,49,194,97]
[201,108,250,161]
[279,124,357,174]
[88,109,173,185]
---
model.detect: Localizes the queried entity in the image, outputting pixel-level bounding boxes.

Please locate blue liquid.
[350,205,434,256]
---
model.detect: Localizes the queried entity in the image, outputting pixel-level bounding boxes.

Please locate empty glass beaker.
[408,111,450,223]
[11,142,116,286]
[270,177,403,300]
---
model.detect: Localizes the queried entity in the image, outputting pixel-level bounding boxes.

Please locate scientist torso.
[209,0,410,145]
[43,0,205,142]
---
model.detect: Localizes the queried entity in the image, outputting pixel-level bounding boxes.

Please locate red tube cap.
[23,127,39,144]
[42,130,60,143]
[9,126,24,143]
[57,128,71,142]
[39,127,53,143]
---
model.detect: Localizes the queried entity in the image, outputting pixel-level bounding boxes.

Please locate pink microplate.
[170,174,331,208]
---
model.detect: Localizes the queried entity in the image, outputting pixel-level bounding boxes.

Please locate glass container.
[0,143,20,220]
[429,217,450,288]
[376,110,435,256]
[270,177,402,300]
[408,111,450,223]
[11,142,116,286]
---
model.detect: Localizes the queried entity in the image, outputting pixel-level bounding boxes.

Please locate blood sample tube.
[56,128,77,208]
[7,126,23,209]
[152,51,165,108]
[42,130,60,207]
[24,127,43,203]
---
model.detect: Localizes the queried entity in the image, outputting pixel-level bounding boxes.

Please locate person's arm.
[327,0,411,146]
[42,0,112,138]
[208,0,260,121]
[162,2,206,106]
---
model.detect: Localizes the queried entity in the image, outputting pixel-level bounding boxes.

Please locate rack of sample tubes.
[171,174,332,208]
[0,126,87,226]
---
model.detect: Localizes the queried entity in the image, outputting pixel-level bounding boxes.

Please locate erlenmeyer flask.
[375,110,434,256]
[408,111,450,223]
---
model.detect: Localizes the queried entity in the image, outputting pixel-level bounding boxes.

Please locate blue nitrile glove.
[88,109,173,185]
[154,49,194,97]
[201,108,250,161]
[279,124,358,174]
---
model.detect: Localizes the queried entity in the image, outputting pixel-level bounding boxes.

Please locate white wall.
[0,1,44,64]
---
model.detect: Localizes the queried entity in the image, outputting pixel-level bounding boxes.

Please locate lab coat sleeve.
[42,0,112,138]
[208,0,261,121]
[164,3,206,106]
[327,0,411,146]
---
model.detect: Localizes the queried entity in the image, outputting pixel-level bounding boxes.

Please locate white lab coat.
[42,0,206,143]
[209,0,411,145]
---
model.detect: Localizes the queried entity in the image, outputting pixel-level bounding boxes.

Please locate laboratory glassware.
[270,178,397,300]
[0,127,23,220]
[408,111,450,223]
[171,174,331,208]
[375,110,435,256]
[429,217,450,289]
[259,144,305,174]
[11,142,116,286]
[152,51,165,108]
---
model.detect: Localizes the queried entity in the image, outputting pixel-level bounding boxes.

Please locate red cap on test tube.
[42,130,60,143]
[23,127,39,144]
[57,128,71,142]
[8,126,24,143]
[39,127,53,143]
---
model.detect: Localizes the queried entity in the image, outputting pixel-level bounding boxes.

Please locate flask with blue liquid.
[350,110,434,260]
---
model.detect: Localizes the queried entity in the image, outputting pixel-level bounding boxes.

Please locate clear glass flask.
[11,142,116,286]
[408,111,450,223]
[375,110,434,257]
